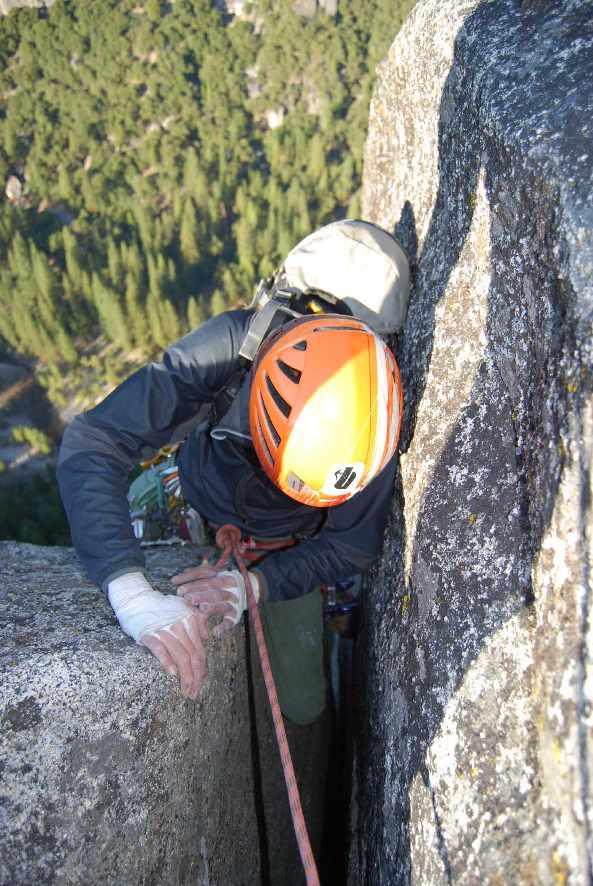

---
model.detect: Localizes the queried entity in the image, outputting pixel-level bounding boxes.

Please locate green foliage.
[0,0,416,540]
[10,425,54,455]
[0,469,70,545]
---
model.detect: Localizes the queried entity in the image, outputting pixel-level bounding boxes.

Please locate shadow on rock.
[355,2,593,883]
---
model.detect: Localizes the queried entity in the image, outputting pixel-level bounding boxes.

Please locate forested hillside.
[0,0,414,404]
[0,0,414,541]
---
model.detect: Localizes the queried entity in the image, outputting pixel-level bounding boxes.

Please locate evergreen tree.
[210,289,228,316]
[183,147,201,197]
[62,228,84,290]
[146,290,166,349]
[92,274,132,351]
[235,214,255,278]
[9,232,31,279]
[125,271,149,347]
[186,295,205,331]
[180,197,201,264]
[58,165,74,203]
[56,327,77,364]
[0,0,417,430]
[107,238,123,290]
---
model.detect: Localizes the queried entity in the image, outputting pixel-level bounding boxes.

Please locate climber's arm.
[253,456,397,601]
[57,310,252,588]
[172,457,396,623]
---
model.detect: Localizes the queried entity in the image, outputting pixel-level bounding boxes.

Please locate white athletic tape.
[217,569,260,625]
[108,571,195,643]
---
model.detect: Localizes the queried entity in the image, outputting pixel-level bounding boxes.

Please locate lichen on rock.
[353,0,593,883]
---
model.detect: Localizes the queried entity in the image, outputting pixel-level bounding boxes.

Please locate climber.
[57,219,409,725]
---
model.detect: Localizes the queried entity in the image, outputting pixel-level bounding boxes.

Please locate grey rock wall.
[354,0,593,883]
[292,0,337,17]
[0,0,54,14]
[0,543,326,885]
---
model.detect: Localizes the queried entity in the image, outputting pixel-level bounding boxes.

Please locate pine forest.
[0,0,415,540]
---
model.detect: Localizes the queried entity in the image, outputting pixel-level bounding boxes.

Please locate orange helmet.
[249,315,403,507]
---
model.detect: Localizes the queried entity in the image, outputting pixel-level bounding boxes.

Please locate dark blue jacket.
[58,309,397,602]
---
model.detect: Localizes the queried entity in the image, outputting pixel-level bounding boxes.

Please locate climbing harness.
[215,524,321,886]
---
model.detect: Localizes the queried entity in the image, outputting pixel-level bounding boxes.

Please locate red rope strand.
[216,525,321,886]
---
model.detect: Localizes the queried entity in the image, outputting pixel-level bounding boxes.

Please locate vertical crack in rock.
[353,1,593,883]
[576,387,593,880]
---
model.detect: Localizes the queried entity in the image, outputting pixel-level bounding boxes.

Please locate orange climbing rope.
[215,524,321,886]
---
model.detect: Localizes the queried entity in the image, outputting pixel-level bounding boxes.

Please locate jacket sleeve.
[254,456,397,602]
[57,310,250,589]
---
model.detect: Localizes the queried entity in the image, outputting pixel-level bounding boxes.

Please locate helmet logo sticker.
[287,471,316,500]
[322,462,365,496]
[335,467,356,489]
[287,471,305,492]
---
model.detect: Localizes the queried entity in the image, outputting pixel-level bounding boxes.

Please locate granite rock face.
[354,1,593,883]
[0,0,54,14]
[292,0,337,17]
[0,543,326,885]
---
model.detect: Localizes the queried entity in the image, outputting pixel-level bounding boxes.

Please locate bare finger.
[175,577,223,597]
[180,619,207,698]
[192,610,211,642]
[141,634,178,676]
[199,601,234,617]
[172,566,219,587]
[212,616,237,639]
[184,613,208,647]
[170,618,208,698]
[182,588,235,607]
[157,629,195,697]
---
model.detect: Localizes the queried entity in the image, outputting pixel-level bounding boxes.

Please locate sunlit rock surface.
[353,0,593,883]
[0,0,54,13]
[0,543,326,885]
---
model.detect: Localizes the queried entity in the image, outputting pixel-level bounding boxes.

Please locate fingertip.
[196,617,211,641]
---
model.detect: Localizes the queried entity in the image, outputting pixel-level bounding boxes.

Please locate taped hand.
[172,564,260,638]
[108,572,209,700]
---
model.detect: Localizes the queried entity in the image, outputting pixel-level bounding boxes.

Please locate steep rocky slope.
[354,0,593,883]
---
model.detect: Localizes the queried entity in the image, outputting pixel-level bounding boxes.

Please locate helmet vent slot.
[277,359,302,384]
[260,394,281,447]
[293,340,307,351]
[265,373,292,418]
[313,325,361,333]
[258,423,275,466]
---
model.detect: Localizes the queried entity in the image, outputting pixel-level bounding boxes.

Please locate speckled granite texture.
[0,543,326,885]
[353,0,593,883]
